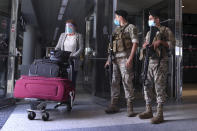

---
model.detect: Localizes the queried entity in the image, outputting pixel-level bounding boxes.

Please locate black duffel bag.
[29,58,68,78]
[50,50,71,63]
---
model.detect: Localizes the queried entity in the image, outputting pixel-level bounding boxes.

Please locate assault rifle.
[142,26,159,84]
[107,35,114,85]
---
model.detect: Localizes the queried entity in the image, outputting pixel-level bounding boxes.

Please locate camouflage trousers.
[111,57,135,102]
[144,60,168,104]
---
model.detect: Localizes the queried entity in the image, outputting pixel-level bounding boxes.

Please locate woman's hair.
[66,19,77,28]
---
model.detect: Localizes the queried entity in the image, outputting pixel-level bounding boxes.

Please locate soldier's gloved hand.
[152,40,162,50]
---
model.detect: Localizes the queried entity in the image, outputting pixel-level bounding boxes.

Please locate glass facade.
[0,12,10,98]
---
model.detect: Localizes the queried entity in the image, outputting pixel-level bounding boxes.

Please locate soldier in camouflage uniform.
[138,11,175,124]
[105,10,139,117]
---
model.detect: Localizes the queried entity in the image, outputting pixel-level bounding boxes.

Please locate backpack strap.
[121,23,130,50]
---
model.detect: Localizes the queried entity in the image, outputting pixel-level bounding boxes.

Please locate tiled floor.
[1,87,197,131]
[1,84,197,131]
[0,105,15,129]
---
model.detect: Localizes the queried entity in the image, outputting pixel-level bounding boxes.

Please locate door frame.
[174,0,183,101]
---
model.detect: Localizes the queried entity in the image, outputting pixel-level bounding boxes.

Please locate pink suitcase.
[14,76,75,121]
[14,75,75,102]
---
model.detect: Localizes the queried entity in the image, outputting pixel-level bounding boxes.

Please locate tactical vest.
[152,26,169,59]
[112,24,133,53]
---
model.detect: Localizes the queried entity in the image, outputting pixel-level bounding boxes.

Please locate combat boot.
[138,104,153,119]
[105,98,120,114]
[127,100,137,117]
[151,104,164,124]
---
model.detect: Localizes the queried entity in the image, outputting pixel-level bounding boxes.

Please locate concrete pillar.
[20,25,36,75]
[22,25,36,65]
[6,0,19,98]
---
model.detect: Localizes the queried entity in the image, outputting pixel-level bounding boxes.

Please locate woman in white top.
[55,20,84,85]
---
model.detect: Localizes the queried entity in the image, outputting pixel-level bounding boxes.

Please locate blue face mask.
[148,20,156,27]
[66,26,73,34]
[114,19,120,26]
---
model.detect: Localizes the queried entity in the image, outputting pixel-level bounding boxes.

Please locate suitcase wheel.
[42,112,49,121]
[28,111,36,120]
